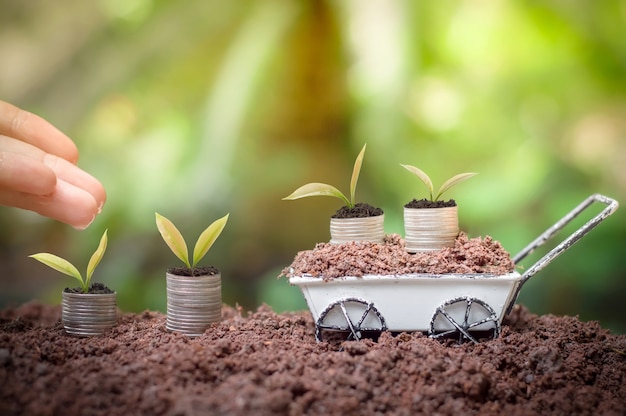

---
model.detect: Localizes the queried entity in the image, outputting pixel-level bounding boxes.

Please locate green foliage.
[155,213,229,270]
[283,144,367,209]
[29,230,109,293]
[401,164,477,202]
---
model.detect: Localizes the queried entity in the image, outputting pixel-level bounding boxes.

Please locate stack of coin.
[330,215,385,244]
[404,206,458,253]
[61,292,117,337]
[166,272,222,336]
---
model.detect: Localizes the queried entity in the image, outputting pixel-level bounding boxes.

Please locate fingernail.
[73,214,96,230]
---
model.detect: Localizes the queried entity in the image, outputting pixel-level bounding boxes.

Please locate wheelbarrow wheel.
[315,298,387,343]
[429,296,500,344]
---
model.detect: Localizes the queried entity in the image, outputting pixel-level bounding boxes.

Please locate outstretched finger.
[0,100,79,163]
[0,151,57,195]
[0,135,106,210]
[0,178,100,229]
[43,153,107,212]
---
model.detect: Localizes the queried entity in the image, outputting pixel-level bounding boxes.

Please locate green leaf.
[349,144,367,207]
[192,213,230,267]
[155,213,190,268]
[86,229,108,288]
[29,253,85,289]
[401,164,434,200]
[282,182,350,207]
[435,172,477,201]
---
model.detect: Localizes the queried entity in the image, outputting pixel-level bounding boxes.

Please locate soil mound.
[282,233,516,280]
[1,302,624,415]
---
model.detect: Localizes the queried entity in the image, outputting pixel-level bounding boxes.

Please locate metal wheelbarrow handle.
[513,193,619,286]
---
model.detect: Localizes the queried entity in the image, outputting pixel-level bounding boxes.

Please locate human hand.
[0,100,106,229]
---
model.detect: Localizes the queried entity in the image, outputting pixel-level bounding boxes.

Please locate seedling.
[29,229,108,294]
[401,164,477,202]
[283,144,368,209]
[155,212,229,271]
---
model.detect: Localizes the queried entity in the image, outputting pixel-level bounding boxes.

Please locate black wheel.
[315,298,387,343]
[429,297,500,344]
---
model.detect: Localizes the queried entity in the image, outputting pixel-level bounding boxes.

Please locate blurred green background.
[1,0,624,333]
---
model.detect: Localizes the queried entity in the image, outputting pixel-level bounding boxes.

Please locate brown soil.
[332,202,383,218]
[167,266,220,277]
[405,198,457,208]
[64,282,114,294]
[282,233,516,280]
[0,301,624,415]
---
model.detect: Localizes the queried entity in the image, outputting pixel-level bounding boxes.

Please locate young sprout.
[282,144,367,209]
[29,229,109,294]
[155,212,229,271]
[401,164,477,202]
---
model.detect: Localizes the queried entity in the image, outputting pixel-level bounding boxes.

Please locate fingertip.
[64,141,79,165]
[38,179,102,229]
[71,213,97,230]
[47,128,79,163]
[43,154,106,209]
[92,182,107,213]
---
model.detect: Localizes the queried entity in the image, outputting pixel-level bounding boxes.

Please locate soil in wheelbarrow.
[1,301,625,415]
[281,232,517,280]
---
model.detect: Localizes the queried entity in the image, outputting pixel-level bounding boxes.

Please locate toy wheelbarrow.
[289,194,619,343]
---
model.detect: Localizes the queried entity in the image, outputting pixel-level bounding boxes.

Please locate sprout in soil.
[155,212,229,272]
[400,164,477,202]
[29,229,108,294]
[283,144,368,209]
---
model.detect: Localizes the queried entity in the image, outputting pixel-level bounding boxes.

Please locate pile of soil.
[282,233,516,280]
[64,282,114,294]
[332,202,383,218]
[0,302,624,415]
[405,198,457,208]
[167,266,220,277]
